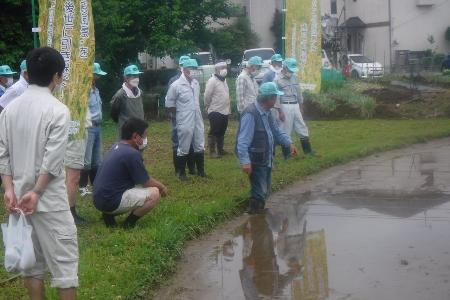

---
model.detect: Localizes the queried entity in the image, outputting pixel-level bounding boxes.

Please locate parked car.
[322,49,332,69]
[239,48,275,83]
[347,54,384,79]
[190,52,215,85]
[441,54,450,72]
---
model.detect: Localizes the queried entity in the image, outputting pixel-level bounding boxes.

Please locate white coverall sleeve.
[165,83,177,108]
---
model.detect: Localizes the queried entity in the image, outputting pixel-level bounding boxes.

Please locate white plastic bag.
[1,210,36,272]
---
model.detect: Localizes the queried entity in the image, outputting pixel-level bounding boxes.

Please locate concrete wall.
[246,0,278,48]
[391,0,450,54]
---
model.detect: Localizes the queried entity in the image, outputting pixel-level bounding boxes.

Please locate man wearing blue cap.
[110,64,145,133]
[0,60,29,111]
[275,58,314,156]
[237,82,298,214]
[236,56,262,114]
[167,56,196,175]
[0,65,17,98]
[165,58,206,180]
[79,63,107,197]
[262,54,283,84]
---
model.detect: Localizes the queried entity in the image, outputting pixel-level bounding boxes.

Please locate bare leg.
[24,277,45,300]
[132,190,161,217]
[58,288,76,300]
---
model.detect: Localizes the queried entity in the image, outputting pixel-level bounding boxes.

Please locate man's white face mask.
[270,65,282,74]
[139,137,148,150]
[219,69,228,77]
[250,69,260,77]
[129,78,139,88]
[6,77,13,87]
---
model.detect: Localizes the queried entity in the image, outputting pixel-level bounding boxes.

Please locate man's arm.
[19,174,54,215]
[165,83,177,114]
[143,178,168,197]
[0,112,15,212]
[236,113,255,174]
[203,78,214,112]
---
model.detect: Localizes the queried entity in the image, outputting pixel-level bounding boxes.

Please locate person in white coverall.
[165,58,206,180]
[0,59,28,111]
[275,58,314,157]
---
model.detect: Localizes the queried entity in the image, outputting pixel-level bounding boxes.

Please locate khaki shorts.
[64,139,86,169]
[110,187,159,215]
[22,210,78,289]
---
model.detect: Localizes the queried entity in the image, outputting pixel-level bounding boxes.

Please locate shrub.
[321,68,345,92]
[141,69,179,90]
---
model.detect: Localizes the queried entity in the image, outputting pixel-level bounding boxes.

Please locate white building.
[322,0,450,70]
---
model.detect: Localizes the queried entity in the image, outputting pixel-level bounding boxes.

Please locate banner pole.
[281,0,286,56]
[31,0,38,48]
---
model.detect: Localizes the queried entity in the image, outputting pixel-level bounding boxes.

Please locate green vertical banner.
[38,0,95,139]
[285,0,321,93]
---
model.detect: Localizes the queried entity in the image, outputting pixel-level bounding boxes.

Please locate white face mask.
[250,69,260,77]
[129,78,139,88]
[219,69,228,77]
[271,65,282,74]
[138,137,148,150]
[6,77,13,87]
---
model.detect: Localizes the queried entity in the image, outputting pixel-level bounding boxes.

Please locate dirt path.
[154,138,450,300]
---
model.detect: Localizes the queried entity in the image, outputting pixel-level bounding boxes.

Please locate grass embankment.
[2,118,450,299]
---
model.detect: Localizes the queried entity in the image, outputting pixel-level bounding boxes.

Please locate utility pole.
[388,0,392,72]
[282,0,286,56]
[343,0,347,54]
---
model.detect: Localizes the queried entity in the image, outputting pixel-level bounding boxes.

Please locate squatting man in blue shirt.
[236,82,298,214]
[93,118,168,228]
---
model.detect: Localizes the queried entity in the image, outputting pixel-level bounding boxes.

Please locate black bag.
[110,89,125,123]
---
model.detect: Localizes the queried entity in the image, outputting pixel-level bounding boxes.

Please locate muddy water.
[155,139,450,300]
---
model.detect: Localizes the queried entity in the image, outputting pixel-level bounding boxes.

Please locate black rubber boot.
[208,135,219,158]
[176,155,188,181]
[194,152,207,177]
[217,135,228,156]
[246,198,259,215]
[172,149,177,174]
[300,137,315,156]
[187,148,196,175]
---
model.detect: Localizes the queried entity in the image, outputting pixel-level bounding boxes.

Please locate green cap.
[178,55,190,65]
[248,56,263,66]
[271,54,283,62]
[93,62,107,75]
[283,58,299,73]
[259,82,284,96]
[182,59,198,69]
[0,65,17,76]
[20,60,27,72]
[123,64,143,76]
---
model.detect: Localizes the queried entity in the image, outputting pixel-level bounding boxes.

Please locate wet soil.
[154,139,450,300]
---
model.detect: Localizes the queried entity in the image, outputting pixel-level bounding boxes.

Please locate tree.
[210,17,260,66]
[0,0,35,69]
[270,9,283,54]
[93,0,238,76]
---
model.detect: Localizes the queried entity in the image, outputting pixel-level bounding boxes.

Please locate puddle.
[155,140,450,300]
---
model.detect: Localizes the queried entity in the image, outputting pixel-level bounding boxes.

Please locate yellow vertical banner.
[38,0,95,139]
[285,0,321,93]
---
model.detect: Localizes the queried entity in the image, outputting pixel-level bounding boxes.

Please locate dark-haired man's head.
[26,47,65,91]
[121,118,149,150]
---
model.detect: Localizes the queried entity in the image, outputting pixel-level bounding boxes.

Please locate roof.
[344,17,366,28]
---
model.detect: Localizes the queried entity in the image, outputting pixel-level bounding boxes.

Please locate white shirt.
[0,85,70,212]
[204,75,230,115]
[165,74,200,112]
[0,75,28,108]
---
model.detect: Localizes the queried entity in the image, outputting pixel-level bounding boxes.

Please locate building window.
[331,0,337,14]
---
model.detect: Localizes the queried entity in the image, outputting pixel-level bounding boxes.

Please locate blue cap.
[271,54,283,62]
[283,58,299,73]
[0,65,17,76]
[259,82,284,96]
[182,59,198,69]
[248,56,263,66]
[93,62,107,75]
[123,64,143,76]
[179,55,190,65]
[20,60,27,72]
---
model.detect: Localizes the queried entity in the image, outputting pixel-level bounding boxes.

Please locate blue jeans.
[249,165,272,206]
[84,126,102,170]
